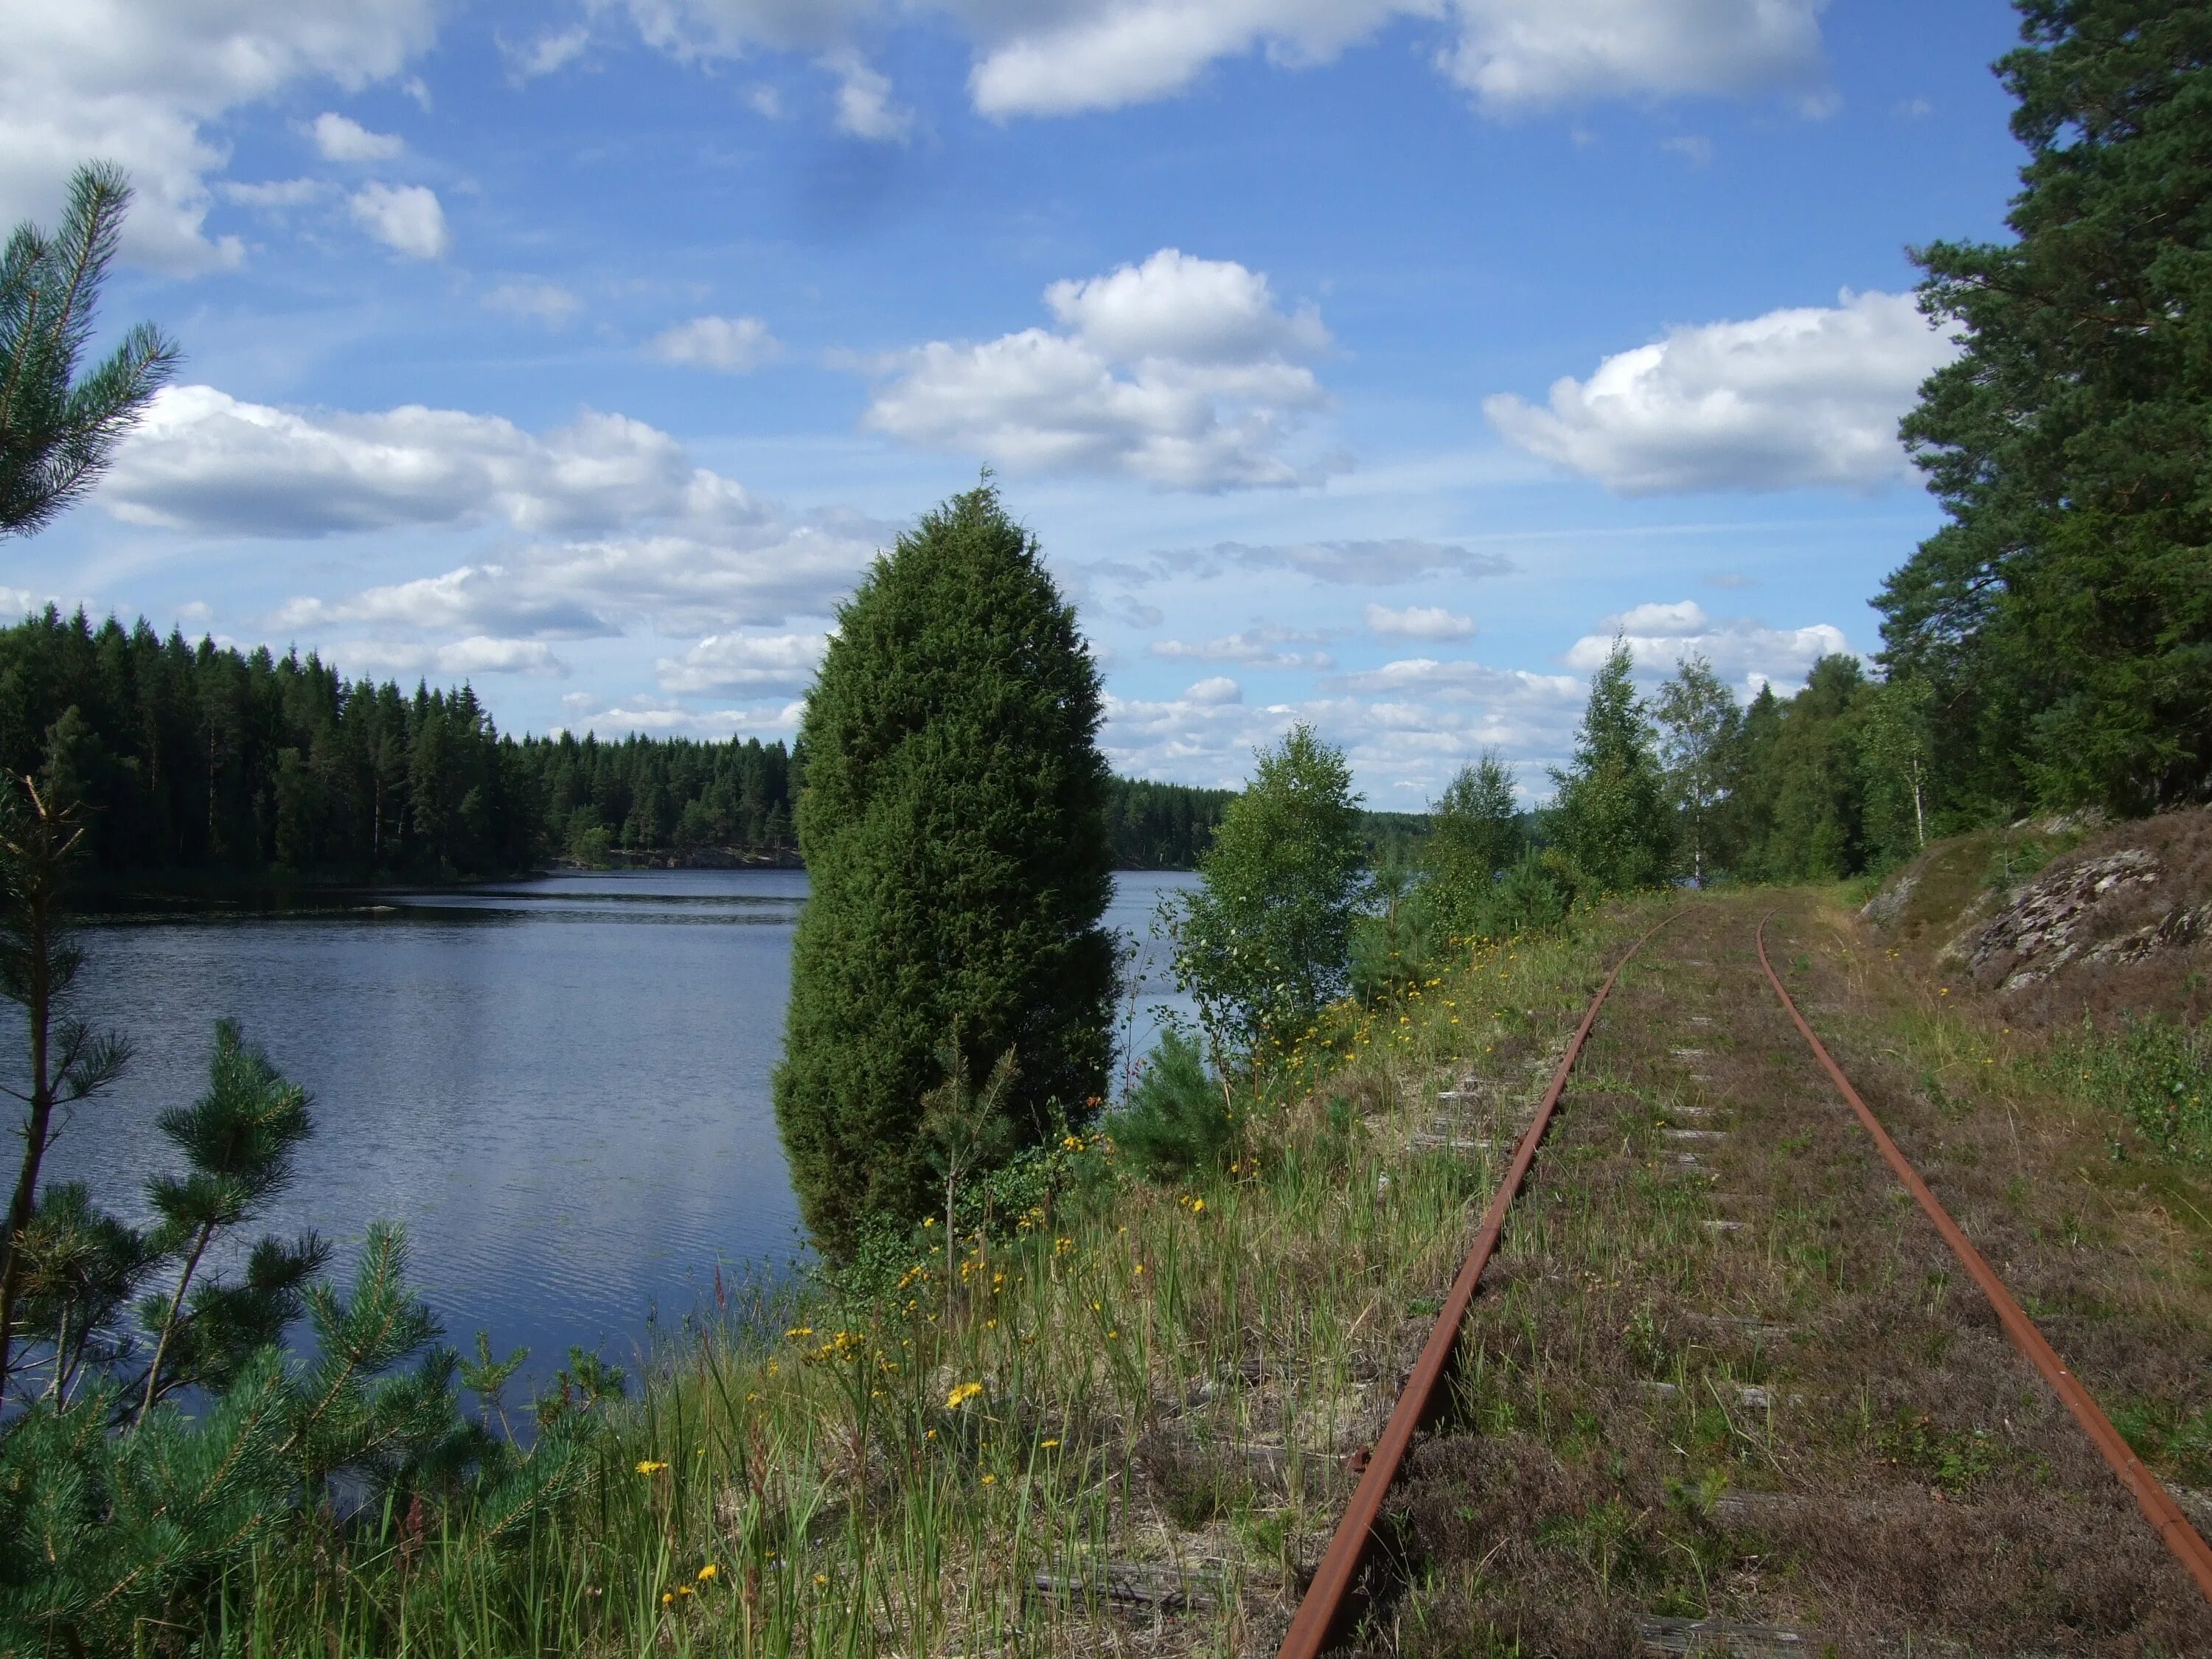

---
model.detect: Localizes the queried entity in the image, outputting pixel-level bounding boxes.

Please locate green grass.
[2045,1012,2212,1163]
[178,914,1646,1656]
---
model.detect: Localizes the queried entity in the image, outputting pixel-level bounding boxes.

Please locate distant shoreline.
[70,854,1201,917]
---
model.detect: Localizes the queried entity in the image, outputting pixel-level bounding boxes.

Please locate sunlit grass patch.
[198,911,1650,1655]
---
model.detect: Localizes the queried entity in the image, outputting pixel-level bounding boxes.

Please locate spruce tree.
[773,486,1113,1255]
[1550,638,1672,894]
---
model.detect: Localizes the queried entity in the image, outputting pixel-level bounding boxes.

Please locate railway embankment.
[1333,891,2212,1656]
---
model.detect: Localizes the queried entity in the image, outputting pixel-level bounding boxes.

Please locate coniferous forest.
[0,608,1237,879]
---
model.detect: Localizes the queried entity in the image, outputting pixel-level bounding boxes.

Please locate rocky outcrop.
[1858,870,1917,928]
[1948,848,2161,990]
[1860,805,2212,1027]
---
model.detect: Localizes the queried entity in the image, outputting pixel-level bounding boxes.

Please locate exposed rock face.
[1858,871,1917,928]
[1951,849,2163,990]
[1860,805,2212,1029]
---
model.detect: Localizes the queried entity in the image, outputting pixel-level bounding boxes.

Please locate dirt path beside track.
[1352,895,2212,1657]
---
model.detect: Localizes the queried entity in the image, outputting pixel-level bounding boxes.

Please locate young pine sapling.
[919,1028,1016,1317]
[136,1020,327,1423]
[0,776,131,1399]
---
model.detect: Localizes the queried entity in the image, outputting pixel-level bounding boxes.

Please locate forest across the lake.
[0,608,1302,878]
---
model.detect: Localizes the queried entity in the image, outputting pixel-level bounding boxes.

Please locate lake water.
[41,869,1197,1384]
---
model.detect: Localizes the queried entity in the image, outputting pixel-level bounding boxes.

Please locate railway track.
[1279,899,2212,1656]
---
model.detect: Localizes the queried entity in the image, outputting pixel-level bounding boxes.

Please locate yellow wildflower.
[697,1564,719,1582]
[946,1381,984,1409]
[636,1460,669,1475]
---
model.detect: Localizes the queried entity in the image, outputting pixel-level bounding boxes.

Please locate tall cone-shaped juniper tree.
[774,486,1113,1255]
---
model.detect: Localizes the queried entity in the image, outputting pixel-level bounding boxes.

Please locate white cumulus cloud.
[1366,602,1475,642]
[647,315,779,372]
[104,384,897,640]
[1181,675,1244,706]
[349,181,448,259]
[1150,625,1333,671]
[271,527,882,660]
[503,25,591,80]
[656,632,828,695]
[105,386,709,538]
[1103,667,1587,798]
[965,1,1409,118]
[0,0,439,271]
[312,111,404,160]
[1436,0,1828,114]
[1089,538,1513,588]
[828,55,913,139]
[607,1,1829,122]
[863,247,1332,490]
[558,691,804,738]
[325,636,571,680]
[1484,288,1957,495]
[1565,599,1851,694]
[220,178,325,210]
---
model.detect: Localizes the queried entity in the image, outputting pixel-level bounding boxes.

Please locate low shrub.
[2048,1012,2212,1161]
[1350,879,1445,1004]
[1462,852,1572,942]
[1107,1029,1236,1179]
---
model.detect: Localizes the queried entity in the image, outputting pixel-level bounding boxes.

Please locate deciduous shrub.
[1167,724,1366,1050]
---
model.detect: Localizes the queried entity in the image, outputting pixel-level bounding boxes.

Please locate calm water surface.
[45,869,1196,1382]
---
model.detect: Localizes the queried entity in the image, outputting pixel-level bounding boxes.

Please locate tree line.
[0,608,1251,880]
[1875,0,2210,824]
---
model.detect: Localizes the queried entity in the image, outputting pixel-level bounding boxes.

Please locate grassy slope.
[211,905,1659,1655]
[202,880,2212,1655]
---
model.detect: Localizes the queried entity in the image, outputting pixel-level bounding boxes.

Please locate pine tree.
[773,485,1114,1256]
[136,1020,328,1419]
[0,779,128,1399]
[0,164,179,538]
[1550,638,1672,894]
[1882,1,2212,815]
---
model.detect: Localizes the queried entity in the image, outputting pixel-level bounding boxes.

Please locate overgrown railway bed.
[1291,897,2212,1658]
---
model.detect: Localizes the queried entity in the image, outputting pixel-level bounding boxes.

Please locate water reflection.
[38,869,1195,1384]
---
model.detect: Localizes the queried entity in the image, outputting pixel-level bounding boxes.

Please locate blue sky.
[5,1,2028,805]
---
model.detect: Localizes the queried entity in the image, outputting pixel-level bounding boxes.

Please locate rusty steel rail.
[1756,910,2212,1607]
[1276,912,1677,1659]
